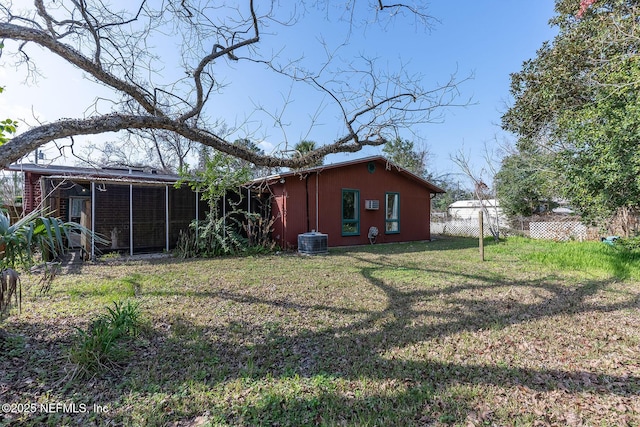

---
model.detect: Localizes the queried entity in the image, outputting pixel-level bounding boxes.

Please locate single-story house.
[7,163,213,258]
[250,156,445,249]
[9,156,444,256]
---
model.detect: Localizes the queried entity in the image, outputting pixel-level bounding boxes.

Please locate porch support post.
[129,184,133,256]
[91,181,95,261]
[165,185,170,252]
[195,189,199,241]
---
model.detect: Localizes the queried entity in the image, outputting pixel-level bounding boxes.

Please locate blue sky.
[0,1,558,184]
[416,0,557,178]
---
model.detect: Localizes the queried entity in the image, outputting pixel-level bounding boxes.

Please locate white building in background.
[447,199,507,223]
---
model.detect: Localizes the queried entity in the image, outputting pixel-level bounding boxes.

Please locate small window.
[385,192,400,233]
[342,189,360,236]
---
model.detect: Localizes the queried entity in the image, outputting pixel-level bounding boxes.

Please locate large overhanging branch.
[0,113,386,168]
[0,22,159,116]
[0,0,461,170]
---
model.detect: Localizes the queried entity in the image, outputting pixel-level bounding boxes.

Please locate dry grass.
[1,237,639,426]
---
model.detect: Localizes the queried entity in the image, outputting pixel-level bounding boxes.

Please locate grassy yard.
[1,237,639,426]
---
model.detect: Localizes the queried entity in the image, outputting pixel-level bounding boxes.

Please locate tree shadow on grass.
[331,235,484,255]
[3,250,640,426]
[133,257,638,424]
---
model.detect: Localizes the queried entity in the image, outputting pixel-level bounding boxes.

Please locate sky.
[0,1,559,186]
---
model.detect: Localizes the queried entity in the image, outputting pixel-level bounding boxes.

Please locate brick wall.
[23,172,42,214]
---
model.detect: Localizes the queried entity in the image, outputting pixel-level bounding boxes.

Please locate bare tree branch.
[0,1,466,169]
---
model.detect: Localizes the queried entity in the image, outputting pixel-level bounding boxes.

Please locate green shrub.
[615,235,640,252]
[175,214,247,258]
[176,210,278,258]
[70,300,141,374]
[106,300,141,337]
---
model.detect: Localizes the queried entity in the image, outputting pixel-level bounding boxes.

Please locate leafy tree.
[0,2,466,170]
[233,139,274,177]
[429,176,473,212]
[382,138,429,178]
[494,150,560,218]
[0,117,17,145]
[189,151,253,215]
[502,0,640,227]
[557,72,640,226]
[0,86,17,146]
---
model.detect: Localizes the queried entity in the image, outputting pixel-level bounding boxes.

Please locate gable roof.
[252,156,446,193]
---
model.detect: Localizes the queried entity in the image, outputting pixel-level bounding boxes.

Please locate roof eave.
[249,155,446,193]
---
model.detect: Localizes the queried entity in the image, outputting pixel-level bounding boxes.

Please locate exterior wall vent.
[365,199,380,210]
[298,232,328,255]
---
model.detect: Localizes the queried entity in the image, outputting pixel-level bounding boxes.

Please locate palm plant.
[0,208,101,314]
[293,140,324,168]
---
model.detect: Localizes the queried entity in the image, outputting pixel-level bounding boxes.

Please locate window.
[385,192,400,233]
[342,189,360,235]
[69,198,84,223]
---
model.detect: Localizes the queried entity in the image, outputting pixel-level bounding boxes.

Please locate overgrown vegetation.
[175,214,248,258]
[175,211,277,258]
[1,209,100,315]
[2,237,639,426]
[177,149,278,258]
[69,300,141,375]
[615,235,640,253]
[492,236,640,280]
